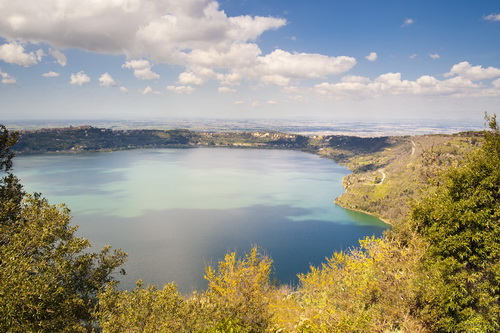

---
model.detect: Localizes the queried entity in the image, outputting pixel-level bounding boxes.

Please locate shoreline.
[334,198,393,227]
[13,142,394,227]
[312,150,393,227]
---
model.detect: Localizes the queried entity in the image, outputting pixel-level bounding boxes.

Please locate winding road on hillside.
[375,169,387,185]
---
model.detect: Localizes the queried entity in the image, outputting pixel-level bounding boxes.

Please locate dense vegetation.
[13,126,313,153]
[1,117,498,332]
[0,125,127,332]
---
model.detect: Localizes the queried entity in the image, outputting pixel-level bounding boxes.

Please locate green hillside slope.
[327,133,481,226]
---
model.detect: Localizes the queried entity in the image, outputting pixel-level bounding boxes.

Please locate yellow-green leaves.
[297,237,426,332]
[99,282,186,332]
[204,247,275,332]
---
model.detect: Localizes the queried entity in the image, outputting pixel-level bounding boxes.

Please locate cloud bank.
[312,65,500,100]
[0,0,499,105]
[0,0,355,89]
[0,1,285,60]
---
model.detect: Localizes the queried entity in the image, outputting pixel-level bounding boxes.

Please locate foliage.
[0,126,127,332]
[410,115,500,332]
[13,126,314,153]
[296,236,427,332]
[99,281,189,332]
[0,125,18,172]
[98,247,277,332]
[203,247,276,332]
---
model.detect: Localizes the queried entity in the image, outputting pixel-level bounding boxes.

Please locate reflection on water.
[13,148,387,292]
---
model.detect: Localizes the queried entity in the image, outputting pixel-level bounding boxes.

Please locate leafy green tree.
[99,281,188,332]
[98,247,277,332]
[0,125,23,228]
[0,125,127,332]
[203,247,276,332]
[411,115,500,332]
[297,236,427,332]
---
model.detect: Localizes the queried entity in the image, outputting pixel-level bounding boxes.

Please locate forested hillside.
[331,132,482,225]
[1,118,498,332]
[12,126,312,153]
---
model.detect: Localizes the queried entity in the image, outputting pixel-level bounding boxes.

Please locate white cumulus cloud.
[445,61,500,80]
[141,86,162,95]
[365,52,378,62]
[0,42,40,67]
[70,71,90,86]
[311,62,495,99]
[429,53,441,59]
[42,71,59,77]
[0,0,286,62]
[341,75,371,84]
[167,85,194,94]
[0,1,363,90]
[178,72,205,85]
[99,72,116,87]
[122,59,160,80]
[51,49,67,66]
[402,18,415,27]
[218,87,236,93]
[224,49,357,86]
[0,69,16,84]
[483,13,500,21]
[257,50,356,80]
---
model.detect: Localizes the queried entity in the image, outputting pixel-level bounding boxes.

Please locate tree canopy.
[410,114,500,332]
[0,126,127,332]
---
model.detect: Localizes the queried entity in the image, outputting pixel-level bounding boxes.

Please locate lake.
[13,148,387,292]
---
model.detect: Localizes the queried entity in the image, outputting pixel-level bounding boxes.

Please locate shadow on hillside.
[326,136,393,154]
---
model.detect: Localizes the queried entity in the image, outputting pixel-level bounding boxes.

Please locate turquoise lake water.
[13,148,387,292]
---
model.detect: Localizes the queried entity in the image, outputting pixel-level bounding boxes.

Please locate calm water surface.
[13,148,387,292]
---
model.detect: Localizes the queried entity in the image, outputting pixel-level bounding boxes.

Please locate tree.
[99,281,188,333]
[98,247,278,333]
[203,247,276,332]
[0,125,127,332]
[0,125,23,228]
[297,236,427,332]
[411,114,500,332]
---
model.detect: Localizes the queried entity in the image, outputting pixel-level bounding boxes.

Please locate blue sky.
[1,0,500,121]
